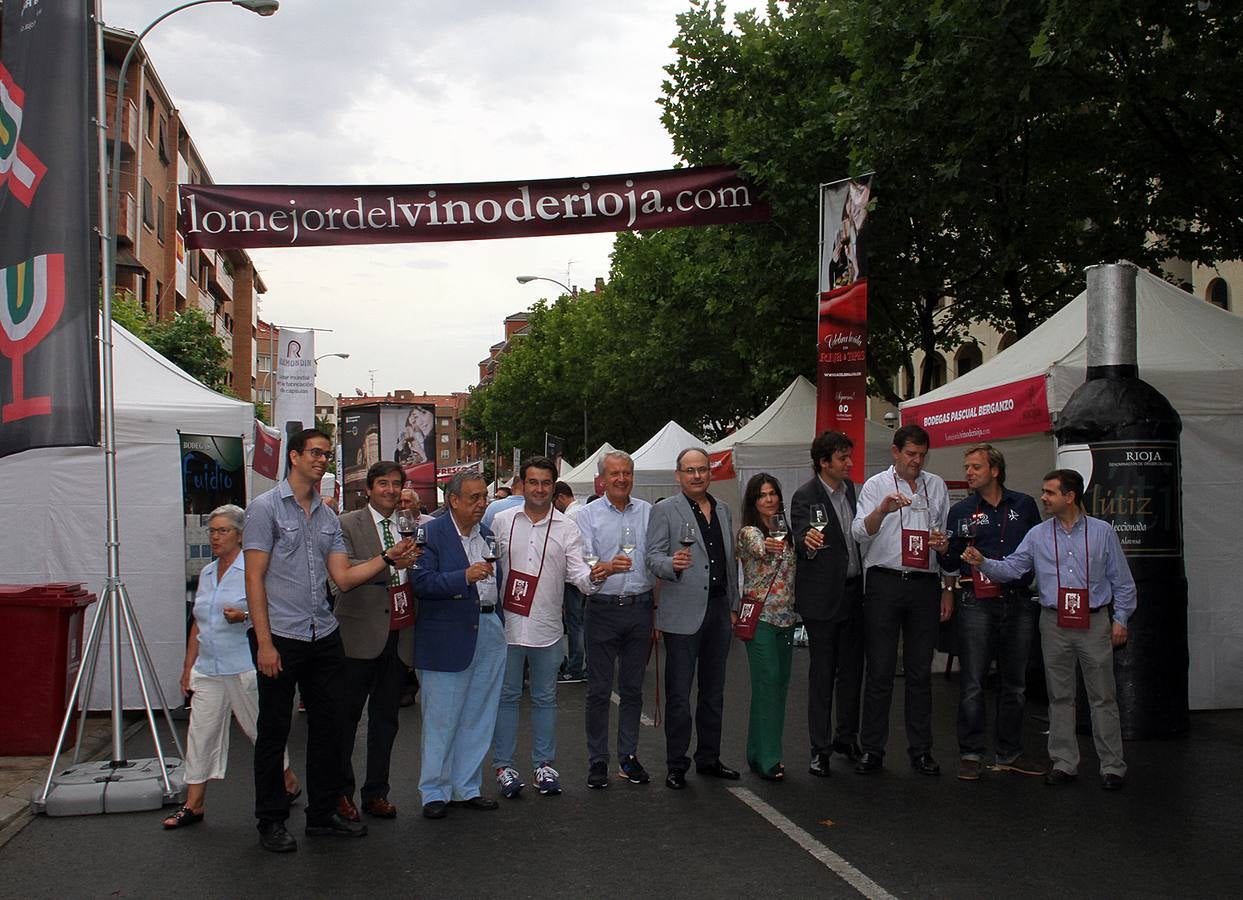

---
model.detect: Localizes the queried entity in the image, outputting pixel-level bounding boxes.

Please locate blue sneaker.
[534,763,562,795]
[496,766,524,799]
[618,754,650,785]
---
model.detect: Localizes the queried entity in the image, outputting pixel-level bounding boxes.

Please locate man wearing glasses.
[646,447,741,790]
[244,429,417,853]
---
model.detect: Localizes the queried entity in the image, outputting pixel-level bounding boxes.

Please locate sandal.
[162,806,204,829]
[285,788,302,805]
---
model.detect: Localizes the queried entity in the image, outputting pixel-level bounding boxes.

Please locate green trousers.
[745,620,795,776]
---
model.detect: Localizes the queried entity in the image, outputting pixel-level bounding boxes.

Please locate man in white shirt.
[492,457,601,798]
[850,425,952,777]
[554,481,587,683]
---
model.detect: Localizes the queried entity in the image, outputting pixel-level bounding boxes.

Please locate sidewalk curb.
[0,718,150,847]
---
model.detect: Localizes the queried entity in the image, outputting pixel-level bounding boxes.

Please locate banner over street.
[179,165,770,250]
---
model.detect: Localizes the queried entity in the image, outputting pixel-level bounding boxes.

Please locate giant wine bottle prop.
[1055,263,1188,738]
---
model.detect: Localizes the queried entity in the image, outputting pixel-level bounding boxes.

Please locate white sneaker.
[534,763,562,795]
[496,766,524,798]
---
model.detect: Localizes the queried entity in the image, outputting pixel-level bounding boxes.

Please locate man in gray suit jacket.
[790,431,864,778]
[335,461,418,820]
[646,447,741,789]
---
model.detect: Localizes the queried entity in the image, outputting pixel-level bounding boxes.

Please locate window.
[156,197,166,243]
[955,343,983,377]
[188,250,199,282]
[997,332,1017,353]
[257,354,271,372]
[155,280,163,311]
[440,449,450,460]
[899,364,914,398]
[439,418,450,427]
[922,353,947,392]
[158,117,169,164]
[440,433,449,443]
[1207,278,1230,311]
[142,178,154,228]
[144,94,155,142]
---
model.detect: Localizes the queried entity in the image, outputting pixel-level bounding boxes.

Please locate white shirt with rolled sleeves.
[850,465,950,573]
[493,505,599,648]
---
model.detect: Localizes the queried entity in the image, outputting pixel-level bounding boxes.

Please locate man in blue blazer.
[410,471,505,819]
[646,447,741,789]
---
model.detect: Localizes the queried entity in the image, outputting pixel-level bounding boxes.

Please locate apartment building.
[338,391,478,467]
[103,25,265,398]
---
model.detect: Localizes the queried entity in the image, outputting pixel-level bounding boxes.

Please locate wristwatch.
[381,551,396,567]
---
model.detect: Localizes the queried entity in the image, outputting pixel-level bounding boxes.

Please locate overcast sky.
[104,0,732,398]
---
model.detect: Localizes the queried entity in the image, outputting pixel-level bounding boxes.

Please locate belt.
[591,591,653,606]
[479,604,496,614]
[1041,604,1109,615]
[871,566,938,581]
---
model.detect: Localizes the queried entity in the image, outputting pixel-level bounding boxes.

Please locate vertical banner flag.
[0,1,99,457]
[816,175,873,480]
[544,433,564,470]
[273,327,315,475]
[178,432,246,622]
[252,417,282,481]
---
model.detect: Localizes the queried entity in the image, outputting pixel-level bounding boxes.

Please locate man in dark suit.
[335,461,418,821]
[410,471,505,819]
[790,431,864,777]
[646,447,741,790]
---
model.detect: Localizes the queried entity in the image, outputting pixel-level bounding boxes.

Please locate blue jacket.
[411,513,503,672]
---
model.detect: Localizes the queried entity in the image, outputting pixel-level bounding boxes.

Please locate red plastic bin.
[0,583,97,756]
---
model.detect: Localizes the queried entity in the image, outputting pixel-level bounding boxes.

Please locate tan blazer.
[334,507,415,666]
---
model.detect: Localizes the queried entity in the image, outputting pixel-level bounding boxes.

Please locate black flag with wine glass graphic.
[0,1,99,458]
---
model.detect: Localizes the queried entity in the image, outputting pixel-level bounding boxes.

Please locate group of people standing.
[166,423,1137,853]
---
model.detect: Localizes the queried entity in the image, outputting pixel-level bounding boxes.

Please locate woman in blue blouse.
[163,505,298,829]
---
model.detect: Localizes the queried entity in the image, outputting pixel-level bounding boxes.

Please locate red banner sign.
[709,449,734,481]
[179,166,770,250]
[815,280,869,480]
[901,375,1051,446]
[252,419,281,480]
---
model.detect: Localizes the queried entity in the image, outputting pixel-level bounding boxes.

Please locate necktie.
[380,519,399,586]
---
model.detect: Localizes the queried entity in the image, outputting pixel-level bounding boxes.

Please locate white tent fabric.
[561,441,615,499]
[629,420,702,503]
[707,376,897,509]
[901,269,1243,709]
[0,322,254,710]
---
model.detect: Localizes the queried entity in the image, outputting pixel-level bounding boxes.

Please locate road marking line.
[728,787,899,900]
[610,691,655,727]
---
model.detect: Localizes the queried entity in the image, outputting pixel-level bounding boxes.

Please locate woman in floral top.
[737,473,796,781]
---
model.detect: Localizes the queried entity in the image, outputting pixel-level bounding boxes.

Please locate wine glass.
[482,535,499,563]
[414,524,428,548]
[958,518,979,546]
[678,521,697,549]
[768,513,788,555]
[584,549,600,568]
[810,503,829,533]
[396,508,418,540]
[620,525,637,556]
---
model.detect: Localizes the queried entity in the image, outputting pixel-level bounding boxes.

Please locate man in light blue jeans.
[491,457,602,798]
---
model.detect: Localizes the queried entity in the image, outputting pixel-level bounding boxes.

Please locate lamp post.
[38,0,280,813]
[315,352,350,364]
[516,274,574,296]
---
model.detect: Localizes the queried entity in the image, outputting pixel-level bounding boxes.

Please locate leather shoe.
[695,760,741,780]
[422,800,448,819]
[448,795,499,811]
[336,795,360,823]
[305,813,367,838]
[1101,773,1126,791]
[665,769,686,790]
[832,741,864,763]
[362,797,397,818]
[855,751,883,774]
[1045,768,1077,786]
[911,753,941,776]
[808,752,832,778]
[258,822,297,853]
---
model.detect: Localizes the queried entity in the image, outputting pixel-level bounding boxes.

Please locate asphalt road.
[2,642,1240,899]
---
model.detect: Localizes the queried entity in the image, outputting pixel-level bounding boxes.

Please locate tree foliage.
[466,0,1243,455]
[110,293,232,394]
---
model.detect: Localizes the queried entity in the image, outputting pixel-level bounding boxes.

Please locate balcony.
[106,96,139,154]
[204,255,233,302]
[115,191,138,245]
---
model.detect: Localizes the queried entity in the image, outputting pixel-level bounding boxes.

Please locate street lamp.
[40,0,280,813]
[516,274,574,296]
[315,352,350,363]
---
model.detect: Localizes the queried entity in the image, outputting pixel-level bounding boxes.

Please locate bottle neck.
[1085,364,1138,380]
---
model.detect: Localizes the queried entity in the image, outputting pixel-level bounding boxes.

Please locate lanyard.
[1051,518,1090,592]
[893,472,927,530]
[508,511,554,579]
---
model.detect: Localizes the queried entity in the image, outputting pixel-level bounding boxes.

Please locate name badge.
[389,584,415,630]
[1057,586,1090,629]
[970,565,1001,599]
[502,569,539,617]
[901,528,930,569]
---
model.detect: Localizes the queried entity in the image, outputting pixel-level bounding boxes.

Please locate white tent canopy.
[629,420,702,503]
[0,322,254,709]
[901,269,1243,709]
[560,441,615,499]
[707,376,897,508]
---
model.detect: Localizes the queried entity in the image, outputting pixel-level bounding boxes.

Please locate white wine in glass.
[810,503,830,533]
[769,513,788,545]
[620,525,637,555]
